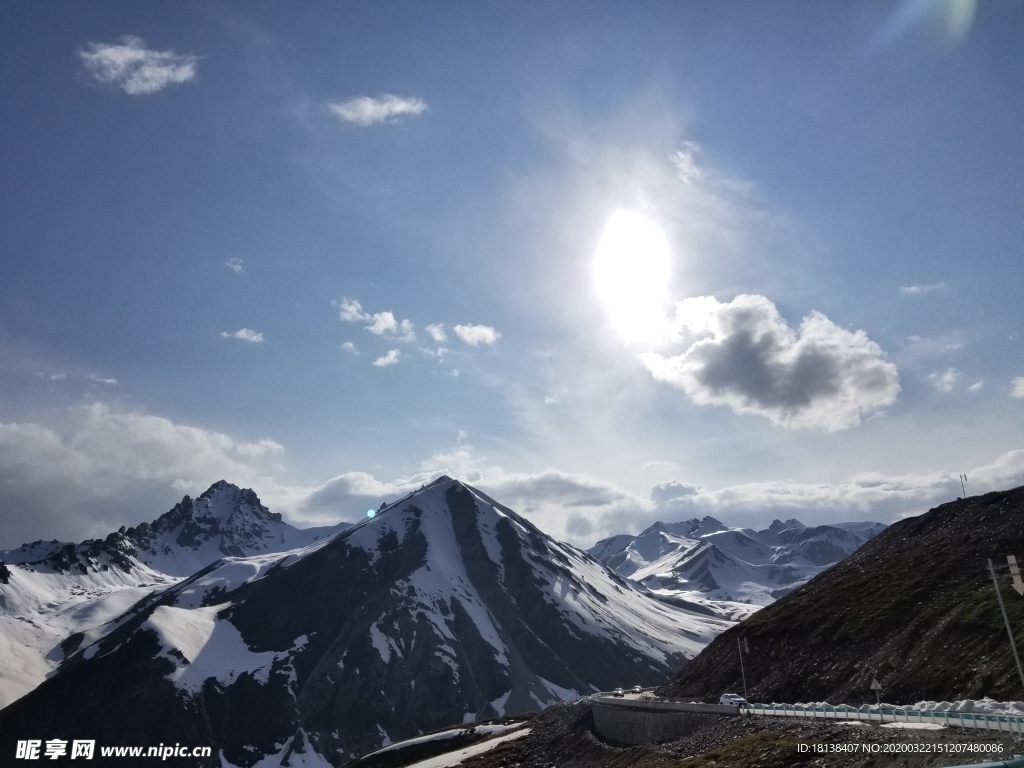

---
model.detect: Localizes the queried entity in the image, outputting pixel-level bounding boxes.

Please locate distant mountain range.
[0,477,730,766]
[588,515,885,616]
[658,485,1024,704]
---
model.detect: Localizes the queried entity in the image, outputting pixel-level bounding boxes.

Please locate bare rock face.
[0,478,727,766]
[658,485,1024,705]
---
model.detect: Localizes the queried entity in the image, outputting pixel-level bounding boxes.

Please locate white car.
[719,693,747,706]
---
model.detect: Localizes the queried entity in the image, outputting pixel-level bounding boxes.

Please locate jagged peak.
[198,479,236,499]
[638,520,668,537]
[692,516,728,536]
[766,517,806,536]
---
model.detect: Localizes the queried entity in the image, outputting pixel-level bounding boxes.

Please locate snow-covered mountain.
[589,515,885,610]
[0,477,731,766]
[1,479,341,577]
[0,481,345,708]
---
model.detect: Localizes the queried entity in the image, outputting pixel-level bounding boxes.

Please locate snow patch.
[403,728,531,768]
[142,603,283,692]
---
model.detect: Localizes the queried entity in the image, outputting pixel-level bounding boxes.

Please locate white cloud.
[220,328,264,343]
[372,349,402,367]
[365,312,414,342]
[900,283,947,295]
[929,367,961,392]
[365,311,398,335]
[639,450,1024,537]
[337,297,368,323]
[453,324,501,347]
[226,258,245,274]
[638,294,900,431]
[88,374,118,386]
[3,405,1022,551]
[1012,377,1024,399]
[292,444,1024,546]
[79,36,198,95]
[337,298,415,341]
[426,323,447,343]
[328,94,427,126]
[341,342,358,354]
[968,380,984,393]
[0,404,288,547]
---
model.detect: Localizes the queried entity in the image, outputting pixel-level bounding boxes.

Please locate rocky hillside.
[658,486,1024,704]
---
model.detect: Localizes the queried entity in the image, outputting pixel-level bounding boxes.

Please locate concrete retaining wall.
[591,703,709,746]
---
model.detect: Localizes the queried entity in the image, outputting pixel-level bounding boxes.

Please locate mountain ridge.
[0,477,729,766]
[588,514,885,610]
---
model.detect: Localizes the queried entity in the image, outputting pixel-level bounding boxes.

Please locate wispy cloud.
[372,349,402,367]
[1012,377,1024,399]
[426,324,447,343]
[88,374,118,386]
[900,282,946,295]
[336,297,366,323]
[341,342,358,354]
[968,380,984,393]
[670,142,705,186]
[929,367,961,392]
[220,328,264,343]
[328,94,427,126]
[225,258,245,274]
[638,294,900,431]
[875,0,979,49]
[79,36,199,95]
[453,324,501,347]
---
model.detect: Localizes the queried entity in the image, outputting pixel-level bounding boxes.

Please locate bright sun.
[592,210,672,344]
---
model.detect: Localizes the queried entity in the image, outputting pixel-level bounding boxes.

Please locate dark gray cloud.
[639,295,900,431]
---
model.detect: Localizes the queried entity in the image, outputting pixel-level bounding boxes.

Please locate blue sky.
[2,1,1023,548]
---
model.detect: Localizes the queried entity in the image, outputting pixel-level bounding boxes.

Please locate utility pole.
[737,637,749,700]
[988,558,1024,692]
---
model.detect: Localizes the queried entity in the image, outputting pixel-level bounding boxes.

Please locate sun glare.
[592,210,672,344]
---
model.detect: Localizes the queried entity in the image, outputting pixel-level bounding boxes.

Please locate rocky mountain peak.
[692,515,728,537]
[766,517,806,537]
